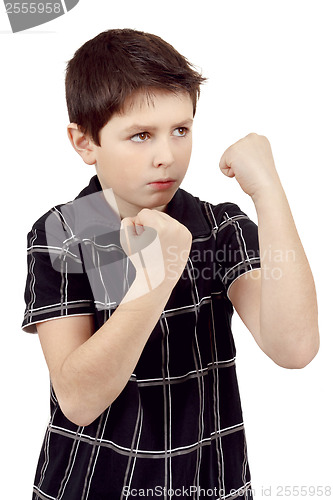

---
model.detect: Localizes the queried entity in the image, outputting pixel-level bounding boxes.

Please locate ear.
[67,123,97,165]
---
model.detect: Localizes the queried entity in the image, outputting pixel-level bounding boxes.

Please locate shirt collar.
[165,187,210,237]
[80,175,210,238]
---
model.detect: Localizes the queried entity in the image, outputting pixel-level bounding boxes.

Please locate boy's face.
[89,90,194,219]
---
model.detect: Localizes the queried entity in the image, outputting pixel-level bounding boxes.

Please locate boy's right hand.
[120,209,192,294]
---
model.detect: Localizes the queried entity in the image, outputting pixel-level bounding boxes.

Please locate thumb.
[219,153,235,178]
[120,217,157,256]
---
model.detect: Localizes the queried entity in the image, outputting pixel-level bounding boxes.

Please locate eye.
[131,132,150,143]
[173,127,189,137]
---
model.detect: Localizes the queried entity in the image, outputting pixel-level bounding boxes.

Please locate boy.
[22,29,319,500]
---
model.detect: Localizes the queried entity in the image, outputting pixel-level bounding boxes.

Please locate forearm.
[55,279,174,426]
[253,183,319,367]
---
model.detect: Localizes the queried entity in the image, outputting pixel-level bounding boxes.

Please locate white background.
[1,0,332,497]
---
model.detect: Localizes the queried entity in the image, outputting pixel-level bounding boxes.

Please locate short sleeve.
[214,202,261,298]
[21,224,95,334]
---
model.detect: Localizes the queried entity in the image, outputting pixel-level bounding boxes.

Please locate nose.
[152,138,175,168]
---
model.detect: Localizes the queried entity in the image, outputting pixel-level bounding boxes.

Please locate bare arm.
[38,278,174,427]
[221,133,319,369]
[37,208,192,427]
[228,184,319,368]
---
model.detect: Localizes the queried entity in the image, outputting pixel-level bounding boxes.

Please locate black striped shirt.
[22,175,260,500]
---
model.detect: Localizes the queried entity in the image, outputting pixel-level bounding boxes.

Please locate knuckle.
[139,208,151,215]
[120,216,131,226]
[137,208,153,222]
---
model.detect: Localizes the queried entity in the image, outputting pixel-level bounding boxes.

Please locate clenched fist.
[219,133,282,199]
[120,208,192,296]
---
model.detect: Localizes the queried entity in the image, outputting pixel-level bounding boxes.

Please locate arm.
[220,133,319,369]
[38,278,174,427]
[37,209,192,427]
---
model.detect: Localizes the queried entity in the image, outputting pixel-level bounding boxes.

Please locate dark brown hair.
[65,29,206,146]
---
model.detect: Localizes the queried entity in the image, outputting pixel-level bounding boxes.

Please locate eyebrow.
[123,118,194,134]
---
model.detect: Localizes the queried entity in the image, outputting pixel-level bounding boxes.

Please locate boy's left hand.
[219,133,282,199]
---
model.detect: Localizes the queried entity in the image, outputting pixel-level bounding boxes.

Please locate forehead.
[118,89,193,121]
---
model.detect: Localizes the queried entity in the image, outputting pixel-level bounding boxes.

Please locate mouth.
[148,178,176,191]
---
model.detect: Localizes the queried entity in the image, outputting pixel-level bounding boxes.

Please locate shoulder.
[27,176,100,238]
[168,187,248,236]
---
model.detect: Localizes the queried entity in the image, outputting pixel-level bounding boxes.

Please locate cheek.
[98,146,129,175]
[179,142,192,164]
[117,144,147,167]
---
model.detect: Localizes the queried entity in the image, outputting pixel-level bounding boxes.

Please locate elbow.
[51,379,99,427]
[51,365,125,426]
[58,398,92,427]
[66,412,94,428]
[56,388,120,427]
[59,399,104,427]
[275,337,320,370]
[276,350,318,369]
[51,371,118,427]
[264,328,320,370]
[293,343,320,369]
